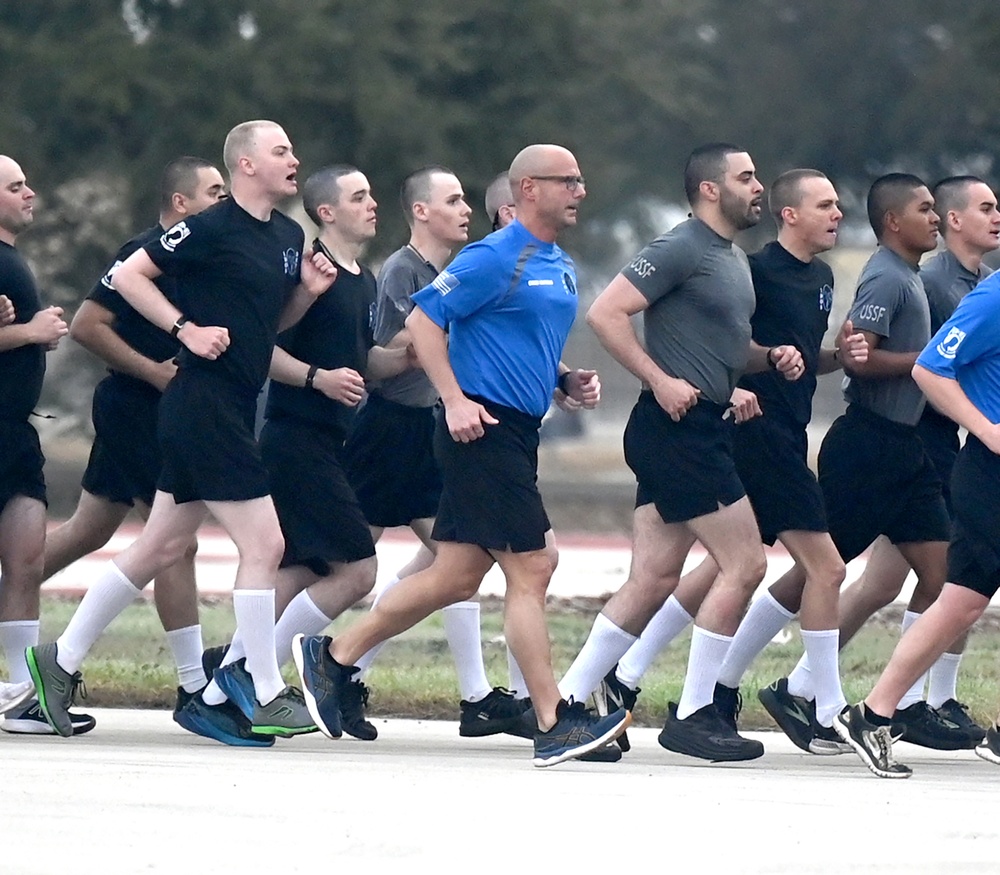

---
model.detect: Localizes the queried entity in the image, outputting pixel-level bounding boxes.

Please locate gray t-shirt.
[920,248,992,334]
[844,246,930,425]
[621,217,754,406]
[370,244,439,407]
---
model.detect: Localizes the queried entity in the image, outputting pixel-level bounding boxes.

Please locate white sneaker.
[0,680,35,716]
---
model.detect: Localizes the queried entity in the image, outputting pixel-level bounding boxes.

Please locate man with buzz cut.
[340,166,527,739]
[9,157,228,737]
[294,144,631,767]
[0,155,68,720]
[27,120,335,742]
[559,143,803,764]
[594,168,868,756]
[797,175,1000,752]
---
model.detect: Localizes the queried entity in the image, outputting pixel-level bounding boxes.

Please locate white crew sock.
[56,561,142,673]
[617,595,693,690]
[786,653,812,699]
[801,629,846,726]
[233,589,284,706]
[676,626,733,720]
[507,647,528,699]
[273,590,333,668]
[926,651,962,709]
[354,575,403,677]
[897,610,927,710]
[717,592,795,689]
[0,620,39,685]
[166,625,207,693]
[558,613,637,702]
[443,601,492,702]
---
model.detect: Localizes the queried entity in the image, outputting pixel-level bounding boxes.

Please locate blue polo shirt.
[412,220,579,418]
[917,272,1000,423]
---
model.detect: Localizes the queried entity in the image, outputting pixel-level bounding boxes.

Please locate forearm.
[817,347,841,375]
[587,309,665,388]
[269,346,311,387]
[843,347,917,379]
[278,285,318,332]
[0,323,36,352]
[366,345,410,380]
[113,271,180,334]
[913,366,995,438]
[405,309,464,404]
[745,341,774,374]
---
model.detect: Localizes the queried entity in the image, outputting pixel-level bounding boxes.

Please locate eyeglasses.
[529,175,586,192]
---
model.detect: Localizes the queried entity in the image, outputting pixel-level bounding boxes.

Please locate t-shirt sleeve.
[144,216,214,276]
[412,242,505,328]
[619,235,702,304]
[917,288,1000,377]
[87,239,143,317]
[848,274,904,338]
[373,259,423,343]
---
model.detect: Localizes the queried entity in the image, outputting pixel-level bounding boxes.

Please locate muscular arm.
[912,365,1000,451]
[70,300,175,391]
[365,344,411,380]
[269,346,365,406]
[841,329,916,379]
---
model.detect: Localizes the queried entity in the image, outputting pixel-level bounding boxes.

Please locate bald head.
[223,120,283,174]
[508,144,577,203]
[0,155,34,243]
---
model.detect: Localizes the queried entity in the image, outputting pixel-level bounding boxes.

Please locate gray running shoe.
[974,724,1000,765]
[833,704,911,779]
[251,686,318,737]
[25,643,84,738]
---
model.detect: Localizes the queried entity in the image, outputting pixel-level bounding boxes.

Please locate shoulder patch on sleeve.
[101,260,124,289]
[160,222,191,253]
[432,270,459,295]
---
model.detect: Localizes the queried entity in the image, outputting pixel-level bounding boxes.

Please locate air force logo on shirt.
[432,270,459,296]
[160,222,191,253]
[818,284,833,312]
[101,259,124,289]
[936,326,966,359]
[283,248,300,277]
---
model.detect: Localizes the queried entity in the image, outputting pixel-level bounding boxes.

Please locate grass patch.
[12,596,1000,729]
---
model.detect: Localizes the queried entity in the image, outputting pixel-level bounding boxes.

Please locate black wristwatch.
[557,370,572,394]
[305,364,319,390]
[170,316,189,338]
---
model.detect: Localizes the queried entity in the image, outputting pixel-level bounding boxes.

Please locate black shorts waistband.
[638,389,730,419]
[845,403,917,435]
[467,395,543,432]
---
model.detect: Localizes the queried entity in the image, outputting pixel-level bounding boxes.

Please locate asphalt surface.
[4,709,998,875]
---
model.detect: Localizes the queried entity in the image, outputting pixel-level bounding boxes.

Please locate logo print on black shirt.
[818,284,833,312]
[283,248,301,278]
[161,222,190,253]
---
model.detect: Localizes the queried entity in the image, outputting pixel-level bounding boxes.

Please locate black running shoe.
[935,699,985,748]
[340,677,377,741]
[509,700,538,740]
[291,633,352,739]
[974,724,1000,765]
[757,678,815,753]
[657,701,764,762]
[460,687,528,737]
[2,700,96,736]
[532,699,631,768]
[713,683,742,733]
[833,704,911,779]
[596,667,638,752]
[579,743,623,763]
[893,700,971,751]
[202,644,229,681]
[808,719,852,755]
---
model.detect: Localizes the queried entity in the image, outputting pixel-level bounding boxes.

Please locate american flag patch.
[432,270,459,295]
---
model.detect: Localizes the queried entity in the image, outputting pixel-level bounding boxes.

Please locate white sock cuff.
[902,610,921,632]
[108,560,142,595]
[0,620,39,631]
[442,601,480,615]
[299,590,333,624]
[762,590,796,620]
[691,625,732,645]
[937,652,962,665]
[165,624,201,641]
[800,628,839,642]
[592,611,637,642]
[667,594,694,624]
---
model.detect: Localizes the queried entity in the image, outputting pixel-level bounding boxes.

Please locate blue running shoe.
[532,699,631,768]
[174,694,274,748]
[292,633,353,740]
[213,659,256,721]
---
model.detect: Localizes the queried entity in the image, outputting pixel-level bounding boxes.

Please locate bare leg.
[42,491,129,580]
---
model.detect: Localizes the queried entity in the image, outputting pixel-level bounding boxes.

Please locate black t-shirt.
[266,252,376,440]
[0,241,45,421]
[144,197,304,392]
[88,225,181,387]
[739,241,834,427]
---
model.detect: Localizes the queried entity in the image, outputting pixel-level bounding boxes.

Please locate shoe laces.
[561,697,592,724]
[70,673,87,707]
[872,725,901,767]
[344,679,370,708]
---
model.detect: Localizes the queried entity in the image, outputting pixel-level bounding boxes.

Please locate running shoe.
[532,698,631,768]
[460,687,528,737]
[596,667,638,752]
[0,680,34,716]
[2,700,96,736]
[212,659,256,721]
[658,701,764,762]
[174,693,275,747]
[834,704,911,779]
[24,643,84,738]
[251,686,317,737]
[974,724,1000,766]
[292,633,351,739]
[934,698,985,748]
[341,676,377,741]
[893,700,971,751]
[758,677,815,753]
[713,683,742,733]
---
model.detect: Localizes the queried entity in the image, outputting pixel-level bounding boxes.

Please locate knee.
[181,539,199,564]
[450,571,483,603]
[237,531,285,570]
[345,557,377,602]
[739,549,768,591]
[813,559,847,592]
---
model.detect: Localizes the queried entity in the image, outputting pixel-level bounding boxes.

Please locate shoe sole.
[757,686,813,753]
[291,634,342,740]
[173,711,275,748]
[252,722,318,738]
[532,710,632,768]
[24,650,72,738]
[579,744,622,763]
[832,713,911,779]
[807,737,851,756]
[2,717,96,736]
[974,744,1000,766]
[459,716,524,738]
[657,727,765,762]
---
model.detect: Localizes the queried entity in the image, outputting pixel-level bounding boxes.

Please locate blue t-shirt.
[916,273,1000,424]
[412,220,579,418]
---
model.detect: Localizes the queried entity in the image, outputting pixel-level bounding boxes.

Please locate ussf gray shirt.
[844,246,930,425]
[621,217,754,406]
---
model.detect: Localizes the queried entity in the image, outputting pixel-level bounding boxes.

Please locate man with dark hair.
[294,144,630,767]
[559,144,803,764]
[809,173,970,768]
[340,166,527,738]
[594,169,868,756]
[0,155,67,719]
[27,120,335,741]
[9,157,226,736]
[837,262,1000,776]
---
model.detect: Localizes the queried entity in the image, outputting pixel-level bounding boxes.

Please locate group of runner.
[1,125,999,777]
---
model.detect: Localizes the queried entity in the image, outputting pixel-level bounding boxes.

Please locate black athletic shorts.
[342,393,442,527]
[261,418,375,576]
[818,404,950,563]
[947,436,1000,599]
[81,375,162,507]
[916,407,961,518]
[432,396,549,553]
[625,391,745,524]
[157,369,270,504]
[0,419,46,511]
[732,414,827,546]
